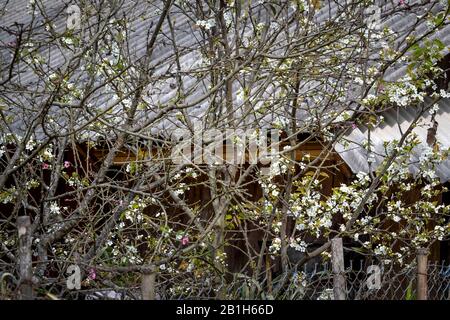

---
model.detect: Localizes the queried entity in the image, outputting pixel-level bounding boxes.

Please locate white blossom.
[197,19,216,30]
[49,202,61,215]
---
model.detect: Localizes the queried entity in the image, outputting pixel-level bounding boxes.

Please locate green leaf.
[433,38,445,50]
[405,282,415,300]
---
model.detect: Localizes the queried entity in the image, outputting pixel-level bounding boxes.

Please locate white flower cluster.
[267,154,289,177]
[174,182,190,196]
[121,245,142,264]
[25,138,36,151]
[290,178,333,237]
[25,179,40,189]
[62,37,74,46]
[433,225,447,241]
[293,173,379,238]
[386,77,424,107]
[123,198,147,223]
[173,167,198,180]
[332,111,352,123]
[417,145,442,181]
[374,244,390,256]
[387,200,404,222]
[197,19,216,30]
[361,94,377,106]
[419,145,435,165]
[356,171,370,185]
[256,22,265,32]
[67,175,82,187]
[1,187,16,204]
[289,238,307,252]
[430,103,439,115]
[440,89,450,98]
[260,180,281,198]
[269,237,281,254]
[49,202,61,215]
[224,11,233,27]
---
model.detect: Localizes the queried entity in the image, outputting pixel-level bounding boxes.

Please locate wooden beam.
[331,237,346,300]
[17,216,33,300]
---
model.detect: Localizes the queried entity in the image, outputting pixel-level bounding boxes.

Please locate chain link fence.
[278,260,450,300]
[55,259,450,300]
[138,260,450,300]
[25,252,450,300]
[74,260,450,300]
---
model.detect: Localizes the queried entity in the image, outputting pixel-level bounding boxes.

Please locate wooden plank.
[84,143,354,177]
[331,237,346,300]
[141,270,156,300]
[417,248,429,300]
[17,216,33,300]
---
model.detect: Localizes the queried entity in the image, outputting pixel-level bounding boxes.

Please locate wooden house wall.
[1,139,449,282]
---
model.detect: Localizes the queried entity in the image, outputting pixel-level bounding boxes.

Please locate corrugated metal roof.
[336,97,450,182]
[332,0,450,182]
[2,0,450,180]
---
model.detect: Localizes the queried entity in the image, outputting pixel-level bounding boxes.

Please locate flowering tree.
[0,0,450,299]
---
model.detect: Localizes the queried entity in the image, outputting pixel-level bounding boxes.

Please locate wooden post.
[416,248,429,300]
[141,270,156,300]
[17,216,33,300]
[331,238,346,300]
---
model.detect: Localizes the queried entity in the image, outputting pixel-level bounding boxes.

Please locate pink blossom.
[351,123,357,130]
[42,163,49,170]
[181,236,189,246]
[88,268,96,280]
[64,161,71,168]
[399,0,405,5]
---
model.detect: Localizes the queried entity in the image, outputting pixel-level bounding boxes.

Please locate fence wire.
[154,261,450,300]
[278,261,450,300]
[66,261,450,300]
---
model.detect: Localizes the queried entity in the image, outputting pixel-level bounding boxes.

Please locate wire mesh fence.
[277,260,450,300]
[150,260,450,300]
[53,260,450,300]
[281,261,415,300]
[427,263,450,300]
